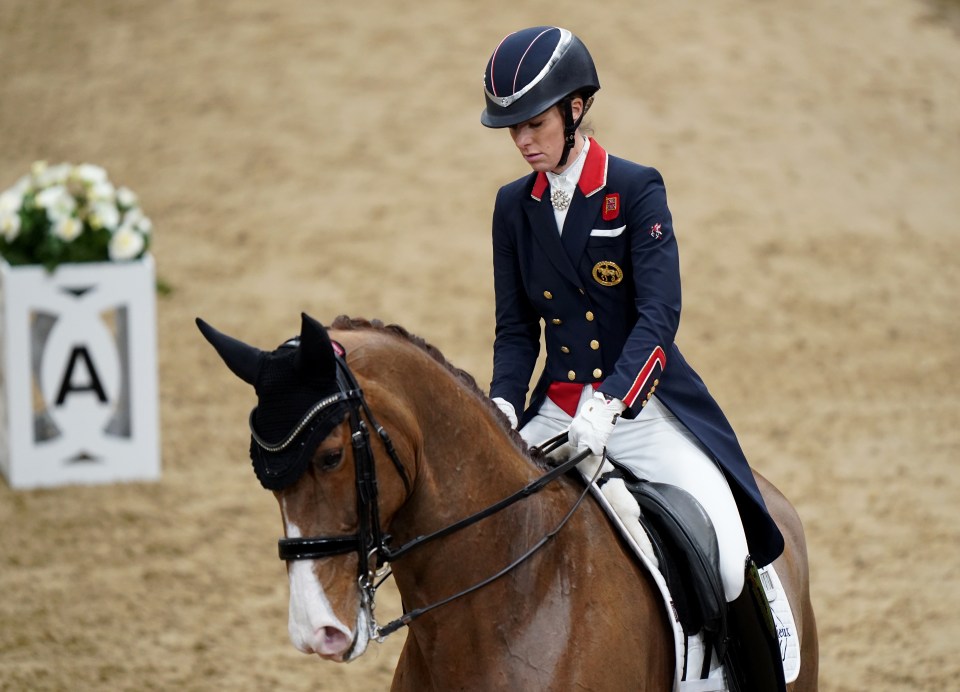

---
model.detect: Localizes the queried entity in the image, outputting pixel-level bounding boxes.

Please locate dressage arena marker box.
[0,256,160,489]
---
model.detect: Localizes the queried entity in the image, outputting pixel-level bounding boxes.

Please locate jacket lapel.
[523,173,581,285]
[521,140,610,287]
[560,195,600,261]
[560,139,609,264]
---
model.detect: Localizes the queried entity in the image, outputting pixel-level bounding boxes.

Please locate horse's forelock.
[329,315,545,467]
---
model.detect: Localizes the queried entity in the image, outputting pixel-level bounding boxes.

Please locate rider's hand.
[568,392,625,454]
[492,397,518,429]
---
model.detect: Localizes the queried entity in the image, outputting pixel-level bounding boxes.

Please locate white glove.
[492,397,518,429]
[568,391,625,454]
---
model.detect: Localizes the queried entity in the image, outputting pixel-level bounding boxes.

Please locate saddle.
[596,463,786,692]
[598,468,726,640]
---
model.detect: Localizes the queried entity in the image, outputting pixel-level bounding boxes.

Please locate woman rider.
[481,26,785,614]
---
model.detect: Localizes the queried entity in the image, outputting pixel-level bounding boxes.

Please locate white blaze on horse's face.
[282,507,371,662]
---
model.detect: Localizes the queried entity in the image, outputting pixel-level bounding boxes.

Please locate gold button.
[653,379,660,386]
[593,368,603,378]
[544,290,553,299]
[567,370,576,381]
[590,340,600,350]
[561,346,570,353]
[585,311,595,321]
[552,318,562,325]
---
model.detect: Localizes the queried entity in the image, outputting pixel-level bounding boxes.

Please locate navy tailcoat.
[489,139,784,567]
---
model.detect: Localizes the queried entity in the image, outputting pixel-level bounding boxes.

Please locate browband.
[249,388,362,453]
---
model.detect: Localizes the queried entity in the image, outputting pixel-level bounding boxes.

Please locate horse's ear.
[298,312,337,382]
[195,317,264,386]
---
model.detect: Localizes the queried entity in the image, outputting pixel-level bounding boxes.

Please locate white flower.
[116,186,138,208]
[122,207,143,225]
[88,180,116,203]
[108,225,145,260]
[35,163,71,188]
[136,214,152,235]
[88,201,120,230]
[34,185,77,220]
[53,215,83,242]
[34,185,66,208]
[7,175,30,196]
[122,207,152,234]
[0,189,23,214]
[73,163,108,186]
[0,210,21,241]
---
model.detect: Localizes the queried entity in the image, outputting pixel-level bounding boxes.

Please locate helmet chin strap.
[557,95,594,168]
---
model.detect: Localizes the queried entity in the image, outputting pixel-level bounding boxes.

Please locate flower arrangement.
[0,161,152,270]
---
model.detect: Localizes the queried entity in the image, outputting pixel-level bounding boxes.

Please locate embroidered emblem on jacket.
[592,260,624,286]
[602,193,620,221]
[649,222,663,239]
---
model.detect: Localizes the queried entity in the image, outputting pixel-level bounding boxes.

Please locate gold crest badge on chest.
[592,260,623,286]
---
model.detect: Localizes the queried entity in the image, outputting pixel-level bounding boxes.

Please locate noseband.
[262,348,595,640]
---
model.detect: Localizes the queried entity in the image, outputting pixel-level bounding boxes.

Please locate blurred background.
[1,1,958,689]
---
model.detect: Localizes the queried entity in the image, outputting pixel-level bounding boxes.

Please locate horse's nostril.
[319,626,351,654]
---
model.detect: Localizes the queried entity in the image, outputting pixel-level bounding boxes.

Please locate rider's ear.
[569,96,585,121]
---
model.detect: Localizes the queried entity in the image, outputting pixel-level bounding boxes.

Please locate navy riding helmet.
[481,26,600,165]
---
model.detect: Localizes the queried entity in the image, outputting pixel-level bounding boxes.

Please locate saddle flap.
[601,469,727,640]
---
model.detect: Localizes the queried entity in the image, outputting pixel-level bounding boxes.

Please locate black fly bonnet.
[196,313,355,490]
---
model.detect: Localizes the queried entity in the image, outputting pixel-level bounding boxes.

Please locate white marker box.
[0,255,160,488]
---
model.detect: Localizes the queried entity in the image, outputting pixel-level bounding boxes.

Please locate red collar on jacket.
[531,138,608,202]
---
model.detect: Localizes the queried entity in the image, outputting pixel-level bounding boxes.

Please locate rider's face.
[508,98,584,174]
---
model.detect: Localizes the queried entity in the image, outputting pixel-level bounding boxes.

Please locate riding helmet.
[481,26,600,129]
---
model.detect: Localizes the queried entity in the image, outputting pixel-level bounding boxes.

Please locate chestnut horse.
[198,314,818,691]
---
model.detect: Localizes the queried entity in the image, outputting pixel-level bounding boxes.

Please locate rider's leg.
[604,394,749,602]
[518,397,573,448]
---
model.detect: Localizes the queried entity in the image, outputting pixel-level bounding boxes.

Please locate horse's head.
[197,313,411,662]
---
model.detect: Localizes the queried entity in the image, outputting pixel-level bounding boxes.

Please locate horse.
[198,313,818,691]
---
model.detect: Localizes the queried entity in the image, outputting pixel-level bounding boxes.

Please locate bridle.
[265,349,597,640]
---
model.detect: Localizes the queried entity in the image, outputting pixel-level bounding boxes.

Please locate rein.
[379,432,588,563]
[269,351,599,641]
[377,438,599,637]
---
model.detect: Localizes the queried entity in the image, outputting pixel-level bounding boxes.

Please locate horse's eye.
[315,448,343,472]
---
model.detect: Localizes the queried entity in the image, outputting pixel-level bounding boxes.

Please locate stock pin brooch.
[550,188,572,211]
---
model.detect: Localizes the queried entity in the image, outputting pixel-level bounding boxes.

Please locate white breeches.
[520,387,748,601]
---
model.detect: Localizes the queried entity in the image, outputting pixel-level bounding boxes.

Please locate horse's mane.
[330,315,546,467]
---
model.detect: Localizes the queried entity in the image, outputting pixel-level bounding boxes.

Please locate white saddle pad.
[758,564,801,684]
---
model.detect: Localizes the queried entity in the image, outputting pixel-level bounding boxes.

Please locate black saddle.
[597,464,786,692]
[598,467,726,641]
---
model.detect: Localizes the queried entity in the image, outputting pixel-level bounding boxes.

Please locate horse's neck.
[405,364,555,530]
[347,331,601,566]
[363,339,673,688]
[384,351,603,603]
